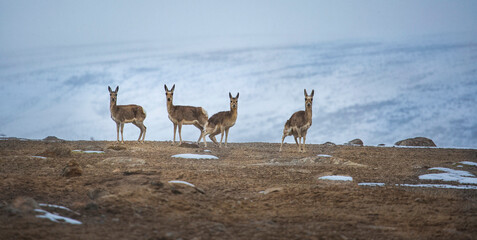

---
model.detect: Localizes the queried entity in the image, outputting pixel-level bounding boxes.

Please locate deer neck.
[110,100,118,113]
[166,99,175,114]
[305,105,312,123]
[230,107,238,120]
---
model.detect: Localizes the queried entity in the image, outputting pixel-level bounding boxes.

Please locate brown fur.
[164,84,208,144]
[201,92,239,148]
[280,89,314,152]
[108,86,146,143]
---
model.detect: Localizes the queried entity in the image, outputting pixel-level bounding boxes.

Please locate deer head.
[108,86,119,106]
[304,89,314,108]
[164,84,176,103]
[229,92,239,110]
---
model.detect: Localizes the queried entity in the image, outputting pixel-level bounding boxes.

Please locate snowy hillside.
[1,37,476,148]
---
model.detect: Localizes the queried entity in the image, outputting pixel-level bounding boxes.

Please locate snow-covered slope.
[1,38,476,147]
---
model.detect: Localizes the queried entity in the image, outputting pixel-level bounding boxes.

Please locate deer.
[164,84,209,145]
[279,89,314,152]
[201,92,239,148]
[108,86,147,143]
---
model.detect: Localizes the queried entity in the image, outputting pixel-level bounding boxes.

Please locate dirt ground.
[0,139,476,240]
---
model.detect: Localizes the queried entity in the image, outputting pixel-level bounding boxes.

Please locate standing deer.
[164,84,208,145]
[201,92,239,148]
[108,86,147,143]
[280,89,314,152]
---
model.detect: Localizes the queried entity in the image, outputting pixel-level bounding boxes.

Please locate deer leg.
[280,134,287,152]
[302,135,306,153]
[201,130,208,147]
[178,123,183,144]
[173,123,177,144]
[116,122,120,142]
[134,121,146,143]
[224,128,230,147]
[218,127,225,148]
[209,134,219,145]
[193,123,203,143]
[293,135,300,152]
[142,124,146,142]
[133,121,141,142]
[120,123,125,144]
[298,137,303,152]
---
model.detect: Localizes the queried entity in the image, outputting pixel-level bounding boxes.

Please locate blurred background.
[1,0,476,147]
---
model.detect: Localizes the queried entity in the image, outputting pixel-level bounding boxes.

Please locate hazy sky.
[1,0,477,51]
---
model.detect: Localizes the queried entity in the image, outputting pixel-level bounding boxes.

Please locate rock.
[322,142,336,146]
[42,136,65,142]
[377,144,385,147]
[395,137,436,147]
[39,145,72,158]
[347,139,363,146]
[61,160,83,177]
[7,197,39,215]
[179,142,200,148]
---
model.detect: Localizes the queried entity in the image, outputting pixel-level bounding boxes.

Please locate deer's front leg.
[224,128,230,147]
[173,123,177,144]
[178,123,183,144]
[120,123,125,144]
[116,122,120,142]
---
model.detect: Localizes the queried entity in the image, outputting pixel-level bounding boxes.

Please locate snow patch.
[73,150,104,154]
[319,175,353,181]
[39,203,80,215]
[358,182,385,187]
[397,184,477,190]
[419,167,477,184]
[460,161,477,167]
[168,180,196,187]
[32,156,47,159]
[35,209,82,225]
[317,154,332,157]
[172,154,218,160]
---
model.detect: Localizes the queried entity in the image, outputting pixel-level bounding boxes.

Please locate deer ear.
[304,89,308,96]
[164,84,168,92]
[171,84,175,92]
[236,92,239,98]
[115,86,119,92]
[311,90,314,97]
[229,92,232,98]
[108,86,112,92]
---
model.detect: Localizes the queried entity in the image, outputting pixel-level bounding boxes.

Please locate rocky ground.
[0,139,476,240]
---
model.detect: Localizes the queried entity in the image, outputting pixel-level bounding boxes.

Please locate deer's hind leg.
[133,121,146,143]
[208,126,220,146]
[209,135,219,145]
[279,129,290,152]
[193,122,204,143]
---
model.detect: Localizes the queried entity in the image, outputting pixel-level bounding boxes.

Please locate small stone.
[8,197,39,215]
[347,139,363,146]
[61,160,83,177]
